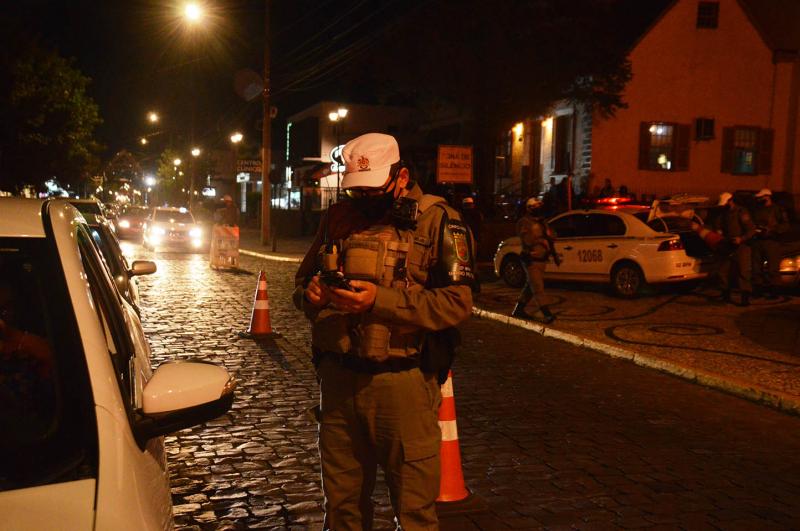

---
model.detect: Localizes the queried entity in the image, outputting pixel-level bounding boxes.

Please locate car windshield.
[154,210,194,223]
[0,237,97,491]
[122,206,148,217]
[69,201,102,216]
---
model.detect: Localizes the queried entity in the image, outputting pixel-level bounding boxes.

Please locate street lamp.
[328,107,348,199]
[140,137,148,146]
[174,158,182,166]
[183,2,204,24]
[147,111,160,124]
[191,147,201,157]
[230,132,243,144]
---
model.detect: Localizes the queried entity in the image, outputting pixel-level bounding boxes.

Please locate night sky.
[2,0,416,159]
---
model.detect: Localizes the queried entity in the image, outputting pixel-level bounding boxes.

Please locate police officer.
[713,192,757,306]
[293,133,475,530]
[512,197,557,323]
[752,188,790,298]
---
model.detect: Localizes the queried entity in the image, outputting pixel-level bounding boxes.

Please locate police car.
[0,198,234,529]
[494,205,712,297]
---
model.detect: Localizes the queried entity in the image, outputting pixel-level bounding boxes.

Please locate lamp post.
[190,147,201,208]
[328,107,348,200]
[230,132,243,212]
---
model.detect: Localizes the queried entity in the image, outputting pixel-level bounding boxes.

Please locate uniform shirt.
[753,203,789,237]
[293,184,473,356]
[517,214,550,260]
[714,205,756,241]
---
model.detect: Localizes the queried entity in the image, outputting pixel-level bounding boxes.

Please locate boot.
[512,303,532,320]
[540,306,556,324]
[740,292,750,307]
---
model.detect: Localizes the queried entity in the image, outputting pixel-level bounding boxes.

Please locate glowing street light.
[140,137,148,146]
[184,2,204,23]
[147,111,160,124]
[191,147,201,157]
[145,176,157,187]
[174,158,182,166]
[230,132,243,144]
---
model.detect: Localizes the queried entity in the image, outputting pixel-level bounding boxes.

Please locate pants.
[317,357,442,531]
[752,239,783,289]
[517,262,546,309]
[718,244,752,293]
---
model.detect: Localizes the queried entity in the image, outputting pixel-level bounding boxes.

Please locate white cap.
[341,133,400,189]
[718,192,733,206]
[755,188,772,198]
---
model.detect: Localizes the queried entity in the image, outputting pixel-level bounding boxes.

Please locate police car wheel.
[501,255,526,288]
[611,262,644,298]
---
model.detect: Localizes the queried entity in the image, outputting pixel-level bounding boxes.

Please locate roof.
[0,198,47,237]
[739,0,800,52]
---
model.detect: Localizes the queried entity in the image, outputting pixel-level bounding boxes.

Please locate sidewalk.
[238,228,800,414]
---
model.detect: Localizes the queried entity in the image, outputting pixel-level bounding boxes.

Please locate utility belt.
[314,350,420,374]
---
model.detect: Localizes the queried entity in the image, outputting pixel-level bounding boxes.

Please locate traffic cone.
[436,371,485,516]
[239,270,280,339]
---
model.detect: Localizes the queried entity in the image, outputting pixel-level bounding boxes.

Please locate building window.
[721,126,774,175]
[697,2,719,29]
[695,118,715,140]
[638,122,690,171]
[552,115,573,174]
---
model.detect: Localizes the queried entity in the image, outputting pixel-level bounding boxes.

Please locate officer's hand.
[329,280,376,314]
[305,275,330,307]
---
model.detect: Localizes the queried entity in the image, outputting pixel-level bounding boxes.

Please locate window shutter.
[638,122,650,170]
[674,123,690,171]
[757,128,774,174]
[720,127,735,173]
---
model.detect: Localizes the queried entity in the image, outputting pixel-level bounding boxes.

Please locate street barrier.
[210,225,240,269]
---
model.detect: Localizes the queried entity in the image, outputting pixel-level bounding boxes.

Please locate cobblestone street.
[132,245,800,530]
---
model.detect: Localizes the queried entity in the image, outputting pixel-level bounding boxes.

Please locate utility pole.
[260,0,272,245]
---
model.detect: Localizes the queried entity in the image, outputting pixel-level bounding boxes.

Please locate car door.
[76,227,172,530]
[547,213,592,279]
[576,213,628,276]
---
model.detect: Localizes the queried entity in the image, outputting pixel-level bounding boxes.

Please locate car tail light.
[658,239,684,251]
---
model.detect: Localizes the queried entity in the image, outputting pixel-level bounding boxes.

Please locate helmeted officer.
[293,133,475,530]
[713,191,757,306]
[512,197,557,323]
[752,188,790,298]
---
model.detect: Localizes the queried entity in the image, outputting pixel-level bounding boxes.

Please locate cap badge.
[357,155,370,171]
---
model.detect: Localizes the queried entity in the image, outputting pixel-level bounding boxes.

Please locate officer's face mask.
[345,171,402,221]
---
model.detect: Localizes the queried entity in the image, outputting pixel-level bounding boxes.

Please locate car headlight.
[189,227,202,238]
[118,219,130,228]
[153,227,167,236]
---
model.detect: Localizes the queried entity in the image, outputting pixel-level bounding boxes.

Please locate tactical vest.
[310,194,470,362]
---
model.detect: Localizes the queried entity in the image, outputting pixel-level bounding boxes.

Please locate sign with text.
[236,159,262,173]
[436,145,473,184]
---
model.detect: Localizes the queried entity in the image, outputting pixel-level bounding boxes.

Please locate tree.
[0,28,102,192]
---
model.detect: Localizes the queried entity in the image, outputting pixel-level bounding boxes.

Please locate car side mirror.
[133,361,235,447]
[129,260,157,277]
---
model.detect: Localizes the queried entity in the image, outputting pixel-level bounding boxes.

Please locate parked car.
[494,205,713,297]
[143,207,204,251]
[0,198,235,530]
[116,205,150,240]
[83,212,156,314]
[69,198,116,233]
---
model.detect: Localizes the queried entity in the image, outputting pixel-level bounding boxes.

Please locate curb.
[472,306,800,416]
[240,248,302,263]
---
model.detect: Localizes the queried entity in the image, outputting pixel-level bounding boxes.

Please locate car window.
[154,210,194,223]
[587,214,627,237]
[90,226,126,279]
[549,214,591,238]
[69,201,102,216]
[77,228,137,412]
[0,237,98,492]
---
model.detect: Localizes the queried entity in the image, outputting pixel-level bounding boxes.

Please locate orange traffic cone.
[436,371,484,515]
[239,270,280,339]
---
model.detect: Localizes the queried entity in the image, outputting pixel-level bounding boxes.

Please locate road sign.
[236,159,262,173]
[437,145,473,184]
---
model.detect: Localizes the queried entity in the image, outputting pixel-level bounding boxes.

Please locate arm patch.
[432,208,476,287]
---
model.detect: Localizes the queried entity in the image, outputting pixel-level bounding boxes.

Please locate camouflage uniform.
[514,213,554,320]
[713,204,757,295]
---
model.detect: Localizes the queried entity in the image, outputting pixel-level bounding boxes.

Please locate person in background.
[512,197,557,323]
[460,196,483,245]
[598,178,615,198]
[216,195,239,226]
[712,192,757,306]
[752,188,790,299]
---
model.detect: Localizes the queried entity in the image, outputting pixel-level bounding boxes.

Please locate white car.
[0,198,235,530]
[143,207,204,251]
[494,206,712,297]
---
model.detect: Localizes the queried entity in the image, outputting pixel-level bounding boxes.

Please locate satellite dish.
[234,69,264,102]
